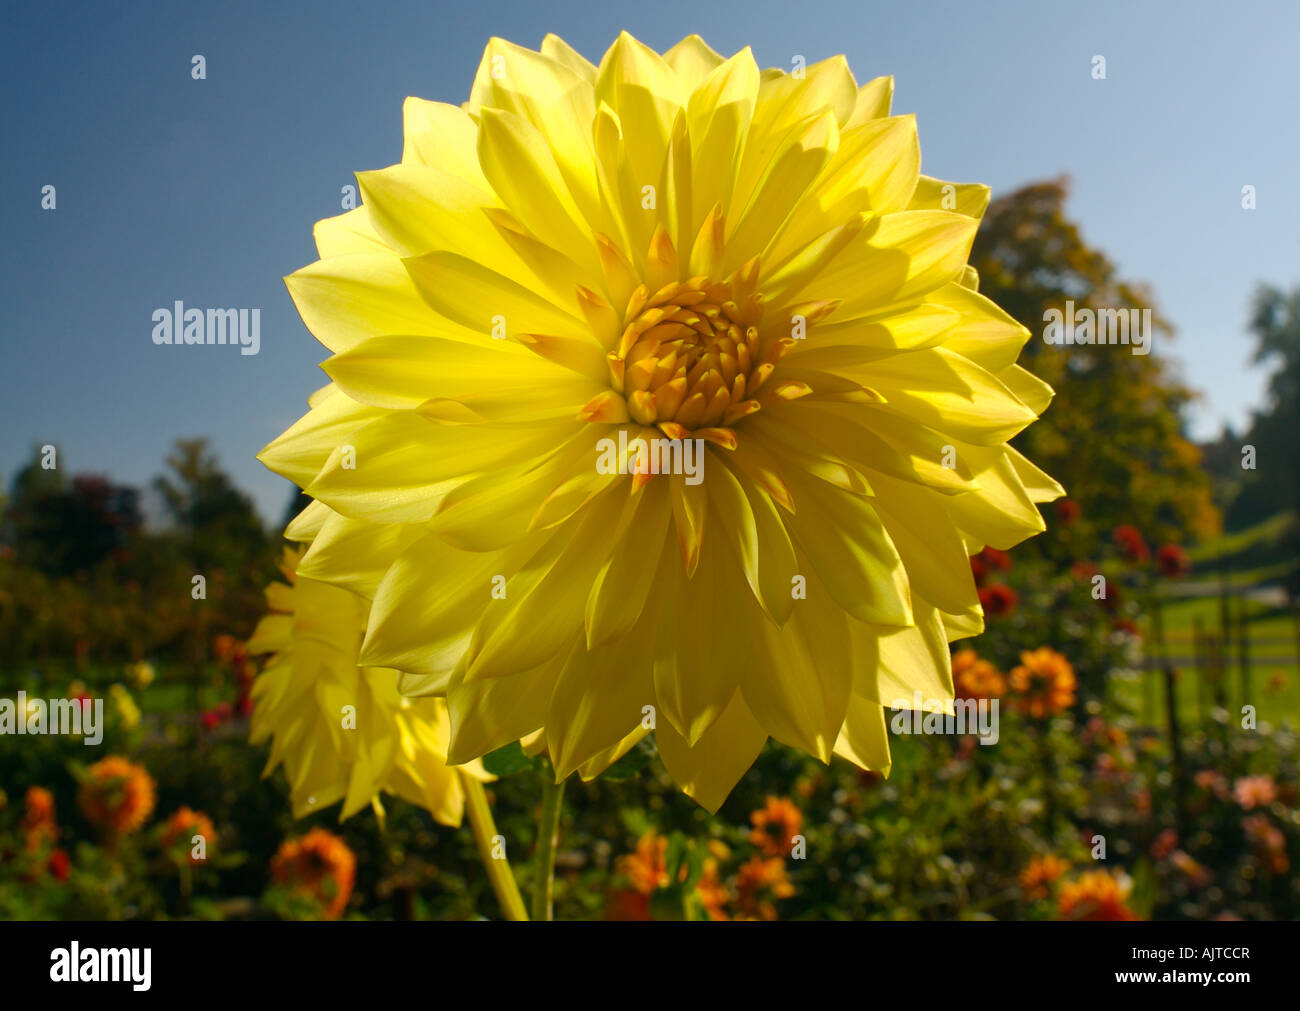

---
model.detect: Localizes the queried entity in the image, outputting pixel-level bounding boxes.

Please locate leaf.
[594,735,657,782]
[482,741,536,777]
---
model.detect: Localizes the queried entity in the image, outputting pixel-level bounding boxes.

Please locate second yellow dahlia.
[248,547,491,824]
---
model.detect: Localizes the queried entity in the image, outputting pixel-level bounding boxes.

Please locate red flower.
[981,547,1012,571]
[1150,829,1178,861]
[1156,544,1190,579]
[1055,499,1081,525]
[1112,525,1150,564]
[1113,617,1141,637]
[201,710,221,730]
[979,583,1018,617]
[1071,560,1099,580]
[48,849,71,881]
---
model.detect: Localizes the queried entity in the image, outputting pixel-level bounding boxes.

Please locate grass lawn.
[1129,511,1300,733]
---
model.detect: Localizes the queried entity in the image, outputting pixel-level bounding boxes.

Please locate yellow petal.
[540,34,598,84]
[870,473,980,617]
[851,600,955,713]
[306,413,578,524]
[547,623,656,780]
[746,565,852,761]
[403,249,590,343]
[475,106,599,273]
[363,533,542,687]
[595,32,685,181]
[258,385,384,489]
[585,479,671,647]
[930,282,1032,371]
[285,253,442,354]
[843,75,894,127]
[313,208,387,258]
[832,696,892,774]
[655,690,767,813]
[908,175,992,220]
[781,471,913,627]
[707,460,799,625]
[445,654,566,766]
[664,34,726,92]
[863,347,1039,446]
[466,489,626,680]
[297,509,424,599]
[469,39,604,236]
[324,334,570,409]
[400,98,483,184]
[766,113,920,265]
[802,210,978,316]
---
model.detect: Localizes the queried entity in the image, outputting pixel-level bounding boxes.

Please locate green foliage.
[970,178,1219,546]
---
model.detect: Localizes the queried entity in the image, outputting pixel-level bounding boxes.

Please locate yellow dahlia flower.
[261,33,1062,810]
[247,547,490,824]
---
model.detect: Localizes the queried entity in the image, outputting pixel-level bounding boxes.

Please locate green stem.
[459,770,528,922]
[531,767,566,922]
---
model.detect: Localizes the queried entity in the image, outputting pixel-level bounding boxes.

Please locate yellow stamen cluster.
[580,219,816,451]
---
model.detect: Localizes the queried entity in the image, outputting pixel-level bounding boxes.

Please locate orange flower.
[22,786,58,852]
[1243,815,1289,874]
[604,888,651,921]
[952,649,1007,701]
[270,828,356,919]
[1008,647,1077,718]
[616,831,670,896]
[749,797,803,858]
[1019,854,1069,899]
[1169,850,1210,888]
[24,786,55,825]
[696,858,730,921]
[1082,716,1128,750]
[161,807,216,864]
[734,856,795,920]
[78,757,155,835]
[212,633,238,662]
[1233,775,1277,811]
[1057,870,1138,921]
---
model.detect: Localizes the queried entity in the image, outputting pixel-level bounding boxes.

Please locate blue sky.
[3,0,1297,525]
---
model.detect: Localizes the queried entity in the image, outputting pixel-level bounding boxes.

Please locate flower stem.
[459,770,528,922]
[531,766,566,922]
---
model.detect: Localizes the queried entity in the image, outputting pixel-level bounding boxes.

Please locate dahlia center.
[604,273,788,442]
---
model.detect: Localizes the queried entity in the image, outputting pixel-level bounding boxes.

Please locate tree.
[3,448,141,575]
[152,438,271,575]
[970,178,1219,547]
[1235,286,1300,527]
